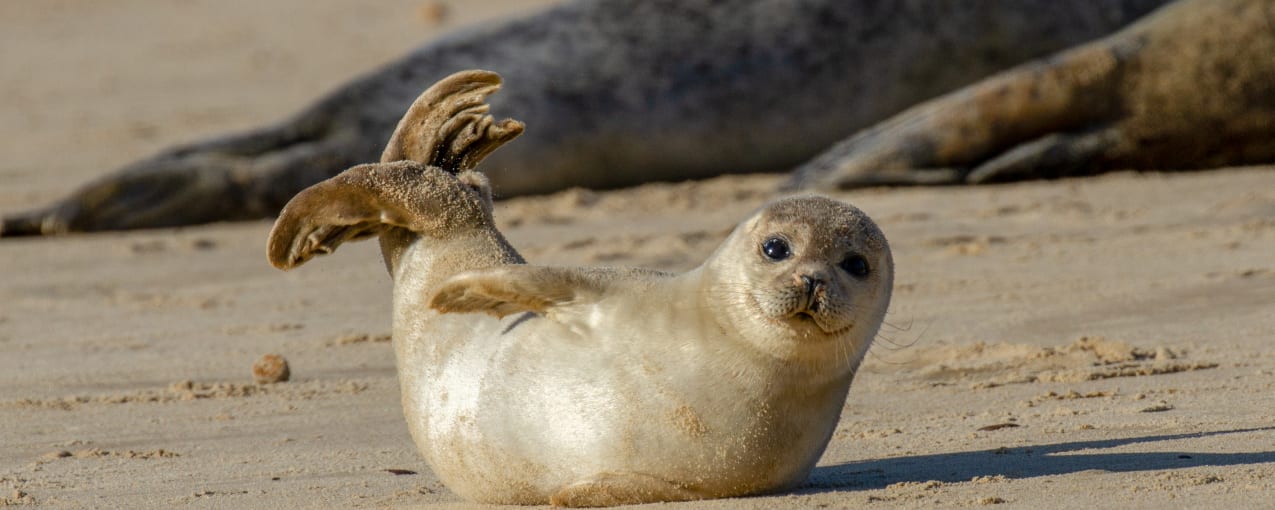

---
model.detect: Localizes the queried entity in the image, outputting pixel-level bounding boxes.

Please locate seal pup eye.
[761,237,791,261]
[840,254,869,277]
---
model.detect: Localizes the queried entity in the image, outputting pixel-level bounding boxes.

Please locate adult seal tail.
[1,0,1167,236]
[268,70,894,506]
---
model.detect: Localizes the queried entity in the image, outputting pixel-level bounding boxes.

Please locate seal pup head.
[706,195,893,369]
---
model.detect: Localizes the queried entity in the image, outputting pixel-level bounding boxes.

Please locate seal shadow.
[801,427,1275,492]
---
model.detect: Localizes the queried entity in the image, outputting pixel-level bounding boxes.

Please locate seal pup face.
[707,196,893,366]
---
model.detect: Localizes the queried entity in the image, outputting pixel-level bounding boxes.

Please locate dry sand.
[3,1,1274,508]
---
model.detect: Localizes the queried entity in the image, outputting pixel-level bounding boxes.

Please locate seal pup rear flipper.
[267,161,497,270]
[267,70,523,271]
[429,266,669,319]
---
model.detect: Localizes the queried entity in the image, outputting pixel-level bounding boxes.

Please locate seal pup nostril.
[799,275,825,312]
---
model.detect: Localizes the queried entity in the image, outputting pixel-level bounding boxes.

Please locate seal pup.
[785,0,1275,190]
[2,0,1167,236]
[268,70,894,506]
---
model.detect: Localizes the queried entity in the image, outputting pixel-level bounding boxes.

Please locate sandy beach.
[3,1,1274,508]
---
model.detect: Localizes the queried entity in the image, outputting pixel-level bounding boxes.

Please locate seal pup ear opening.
[267,70,523,270]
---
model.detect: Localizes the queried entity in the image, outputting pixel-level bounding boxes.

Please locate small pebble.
[252,354,291,384]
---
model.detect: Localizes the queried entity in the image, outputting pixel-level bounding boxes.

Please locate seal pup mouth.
[787,309,854,337]
[750,274,856,338]
[785,294,855,337]
[786,275,847,335]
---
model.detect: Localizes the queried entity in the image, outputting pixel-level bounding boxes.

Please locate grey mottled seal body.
[1,0,1166,235]
[786,0,1275,189]
[268,70,894,506]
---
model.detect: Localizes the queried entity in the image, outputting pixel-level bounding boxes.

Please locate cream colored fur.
[268,70,894,506]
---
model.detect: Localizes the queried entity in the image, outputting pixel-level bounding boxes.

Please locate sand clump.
[252,354,291,384]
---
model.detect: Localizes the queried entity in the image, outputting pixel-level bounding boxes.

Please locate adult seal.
[2,0,1168,236]
[785,0,1275,189]
[268,70,894,506]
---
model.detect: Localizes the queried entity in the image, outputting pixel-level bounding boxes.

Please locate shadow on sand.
[804,427,1275,492]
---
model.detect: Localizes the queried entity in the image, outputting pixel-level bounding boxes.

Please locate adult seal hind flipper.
[269,70,895,506]
[784,0,1275,190]
[1,0,1168,236]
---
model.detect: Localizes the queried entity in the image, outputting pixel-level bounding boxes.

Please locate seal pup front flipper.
[429,266,669,319]
[267,70,524,271]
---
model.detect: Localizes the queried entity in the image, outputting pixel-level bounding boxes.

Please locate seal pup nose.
[795,274,825,313]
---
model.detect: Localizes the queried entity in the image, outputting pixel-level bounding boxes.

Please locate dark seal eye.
[840,254,870,277]
[761,237,791,261]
